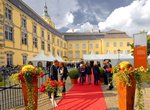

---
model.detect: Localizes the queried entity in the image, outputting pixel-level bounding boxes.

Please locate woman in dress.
[59,62,68,92]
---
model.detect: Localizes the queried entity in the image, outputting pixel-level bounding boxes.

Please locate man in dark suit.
[50,60,59,81]
[48,60,59,98]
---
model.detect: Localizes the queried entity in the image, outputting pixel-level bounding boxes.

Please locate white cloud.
[66,12,74,24]
[46,0,79,29]
[67,22,99,32]
[23,0,79,29]
[98,0,150,35]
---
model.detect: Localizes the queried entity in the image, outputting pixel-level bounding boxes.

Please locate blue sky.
[23,0,150,35]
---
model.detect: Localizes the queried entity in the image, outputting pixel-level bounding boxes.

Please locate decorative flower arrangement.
[113,61,148,110]
[57,80,65,92]
[39,78,58,93]
[9,65,44,110]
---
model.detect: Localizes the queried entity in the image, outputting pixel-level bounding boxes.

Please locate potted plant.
[9,65,44,110]
[39,78,58,108]
[113,61,148,110]
[68,69,79,84]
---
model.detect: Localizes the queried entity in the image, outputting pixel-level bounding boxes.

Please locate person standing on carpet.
[93,61,100,85]
[48,60,59,98]
[59,62,68,92]
[78,64,86,84]
[103,60,112,89]
[85,62,92,84]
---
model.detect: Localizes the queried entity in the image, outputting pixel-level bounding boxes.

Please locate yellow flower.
[9,73,20,84]
[22,65,35,73]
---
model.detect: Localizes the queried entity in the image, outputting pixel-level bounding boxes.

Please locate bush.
[68,69,79,79]
[99,67,104,77]
[0,74,3,82]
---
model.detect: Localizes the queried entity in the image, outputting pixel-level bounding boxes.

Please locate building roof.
[63,32,105,40]
[8,0,62,38]
[64,30,131,41]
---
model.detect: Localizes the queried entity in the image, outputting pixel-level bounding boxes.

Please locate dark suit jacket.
[50,65,58,81]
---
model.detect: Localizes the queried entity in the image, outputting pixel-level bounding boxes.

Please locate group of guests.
[78,60,113,90]
[48,60,68,98]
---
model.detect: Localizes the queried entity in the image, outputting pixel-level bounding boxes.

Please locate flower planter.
[21,78,38,110]
[71,79,78,84]
[117,75,136,110]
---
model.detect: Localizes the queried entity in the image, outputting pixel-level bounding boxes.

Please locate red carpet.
[55,78,107,110]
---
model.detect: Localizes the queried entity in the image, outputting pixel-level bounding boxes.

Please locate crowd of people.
[77,59,114,90]
[48,59,114,99]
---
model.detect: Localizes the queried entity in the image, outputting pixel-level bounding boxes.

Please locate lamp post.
[117,49,121,64]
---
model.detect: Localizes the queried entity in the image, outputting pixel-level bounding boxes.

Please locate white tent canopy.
[28,51,48,67]
[55,55,64,62]
[47,53,56,62]
[83,51,134,66]
[83,51,100,61]
[30,51,48,61]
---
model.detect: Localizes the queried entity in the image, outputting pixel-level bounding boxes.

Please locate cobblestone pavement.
[102,83,150,110]
[11,80,150,110]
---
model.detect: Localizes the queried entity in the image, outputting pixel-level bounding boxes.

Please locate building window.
[106,42,109,47]
[5,7,12,20]
[52,47,55,55]
[33,37,38,48]
[48,43,50,52]
[33,25,37,34]
[69,51,73,58]
[6,53,13,65]
[22,32,28,45]
[48,34,50,40]
[64,43,66,48]
[69,44,72,49]
[96,51,99,54]
[41,30,44,40]
[52,34,55,44]
[113,42,117,47]
[23,55,27,65]
[75,51,80,59]
[89,44,93,49]
[75,44,79,49]
[120,42,123,47]
[5,25,13,41]
[82,44,86,49]
[127,42,130,46]
[57,50,60,55]
[82,50,86,55]
[22,18,27,28]
[96,44,99,48]
[41,41,45,50]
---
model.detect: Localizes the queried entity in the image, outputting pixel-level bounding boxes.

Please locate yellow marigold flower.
[22,65,35,73]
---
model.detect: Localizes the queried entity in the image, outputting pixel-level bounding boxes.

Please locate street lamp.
[117,49,121,64]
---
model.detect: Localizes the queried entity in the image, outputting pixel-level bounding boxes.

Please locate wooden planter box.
[117,75,136,110]
[71,79,78,84]
[21,78,38,110]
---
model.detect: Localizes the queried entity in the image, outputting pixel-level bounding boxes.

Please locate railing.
[0,67,49,110]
